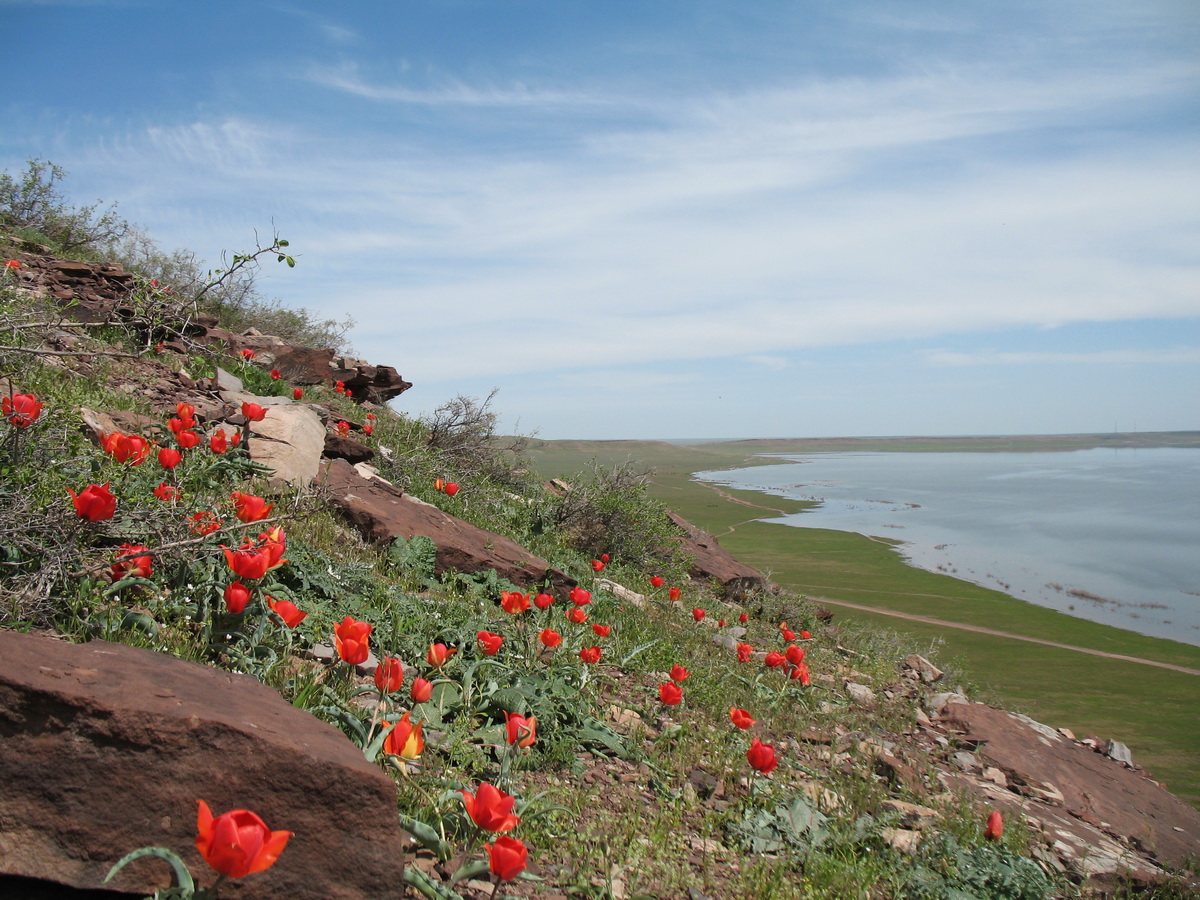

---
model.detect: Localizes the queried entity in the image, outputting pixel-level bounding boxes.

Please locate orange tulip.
[334,616,372,665]
[195,800,291,880]
[375,657,404,693]
[730,707,756,729]
[505,712,537,749]
[487,835,528,882]
[426,642,456,668]
[232,491,274,523]
[383,710,424,760]
[461,782,521,833]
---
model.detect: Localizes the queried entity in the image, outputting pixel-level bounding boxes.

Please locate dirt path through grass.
[798,594,1200,675]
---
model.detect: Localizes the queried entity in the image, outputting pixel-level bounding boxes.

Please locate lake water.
[694,448,1200,646]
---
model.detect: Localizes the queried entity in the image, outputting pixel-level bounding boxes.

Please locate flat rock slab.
[941,702,1200,871]
[319,458,574,593]
[0,632,407,899]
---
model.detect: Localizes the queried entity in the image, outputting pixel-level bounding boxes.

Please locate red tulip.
[4,259,20,269]
[461,782,521,833]
[2,393,42,428]
[410,676,433,704]
[443,482,459,496]
[195,800,291,880]
[334,617,373,665]
[168,416,187,434]
[270,368,281,380]
[209,429,229,454]
[579,645,601,664]
[739,612,749,624]
[153,482,180,502]
[157,447,182,470]
[375,657,405,693]
[176,401,195,423]
[101,431,150,465]
[591,559,605,572]
[730,707,756,729]
[111,544,153,581]
[189,510,221,535]
[600,553,610,563]
[649,575,665,588]
[232,491,274,523]
[692,608,705,622]
[668,587,681,602]
[266,595,307,628]
[985,810,1003,841]
[224,581,252,614]
[718,618,727,627]
[591,623,611,637]
[257,526,287,568]
[505,712,537,749]
[533,592,555,610]
[539,628,562,647]
[799,629,812,640]
[669,664,690,682]
[736,642,753,663]
[222,542,276,580]
[67,483,116,521]
[747,738,778,775]
[176,429,200,450]
[292,387,303,400]
[426,642,456,668]
[334,379,346,392]
[241,401,267,422]
[487,835,528,882]
[384,710,424,760]
[659,682,683,705]
[363,424,373,436]
[568,586,591,607]
[790,663,811,685]
[366,413,376,420]
[785,644,806,666]
[477,630,504,656]
[240,348,255,360]
[565,607,588,624]
[781,628,797,642]
[500,591,530,614]
[764,651,786,669]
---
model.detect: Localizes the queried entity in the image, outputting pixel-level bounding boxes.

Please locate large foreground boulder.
[319,459,574,593]
[0,632,408,899]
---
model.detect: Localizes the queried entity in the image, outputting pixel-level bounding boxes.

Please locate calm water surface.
[695,448,1200,645]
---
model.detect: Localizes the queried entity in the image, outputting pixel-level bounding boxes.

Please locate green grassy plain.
[528,434,1200,807]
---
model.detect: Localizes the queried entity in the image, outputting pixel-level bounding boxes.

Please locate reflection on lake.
[694,448,1200,645]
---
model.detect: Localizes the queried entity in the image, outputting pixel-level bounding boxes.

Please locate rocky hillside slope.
[1,242,1197,900]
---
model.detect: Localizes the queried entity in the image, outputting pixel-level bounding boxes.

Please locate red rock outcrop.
[667,511,768,595]
[0,632,408,899]
[319,458,574,593]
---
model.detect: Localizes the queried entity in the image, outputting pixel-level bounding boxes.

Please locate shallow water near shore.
[696,447,1200,646]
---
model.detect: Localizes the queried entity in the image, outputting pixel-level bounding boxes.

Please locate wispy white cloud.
[921,348,1200,367]
[305,62,615,108]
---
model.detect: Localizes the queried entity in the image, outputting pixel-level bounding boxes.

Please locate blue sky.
[3,0,1198,439]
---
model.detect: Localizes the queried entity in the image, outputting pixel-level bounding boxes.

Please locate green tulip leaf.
[104,846,195,892]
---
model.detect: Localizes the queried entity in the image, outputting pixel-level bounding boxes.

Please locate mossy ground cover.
[528,438,1200,808]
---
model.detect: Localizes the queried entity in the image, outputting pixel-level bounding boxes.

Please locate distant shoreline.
[675,430,1200,452]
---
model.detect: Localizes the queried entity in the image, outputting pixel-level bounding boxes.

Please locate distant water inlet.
[694,448,1200,646]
